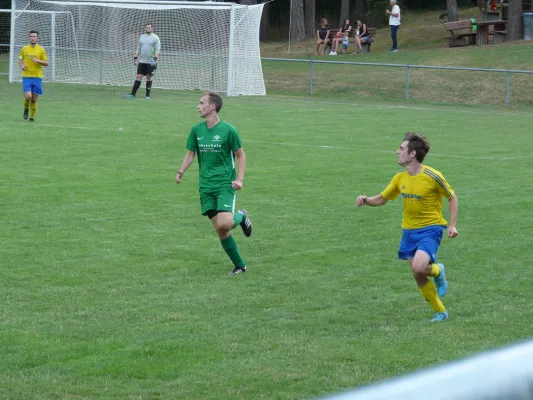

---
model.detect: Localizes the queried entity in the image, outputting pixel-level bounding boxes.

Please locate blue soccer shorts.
[22,77,43,95]
[398,225,445,263]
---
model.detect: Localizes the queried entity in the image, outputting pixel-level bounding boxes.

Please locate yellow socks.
[30,102,37,119]
[430,264,441,278]
[419,280,445,312]
[24,99,30,110]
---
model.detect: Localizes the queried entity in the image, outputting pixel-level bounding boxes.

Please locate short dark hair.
[204,91,223,113]
[403,132,430,163]
[29,30,39,36]
[145,23,152,27]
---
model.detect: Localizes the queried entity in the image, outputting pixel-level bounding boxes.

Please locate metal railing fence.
[262,57,533,108]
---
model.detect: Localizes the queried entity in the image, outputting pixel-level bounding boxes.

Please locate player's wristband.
[177,170,184,175]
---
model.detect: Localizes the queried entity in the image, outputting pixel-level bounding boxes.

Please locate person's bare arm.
[355,194,388,207]
[232,148,246,190]
[176,150,196,183]
[447,195,458,238]
[30,56,48,67]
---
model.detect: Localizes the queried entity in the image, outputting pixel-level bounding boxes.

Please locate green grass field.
[1,72,532,400]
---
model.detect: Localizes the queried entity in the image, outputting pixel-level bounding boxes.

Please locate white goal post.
[10,0,266,96]
[319,339,533,400]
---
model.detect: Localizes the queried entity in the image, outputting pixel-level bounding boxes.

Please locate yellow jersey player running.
[176,92,253,276]
[19,30,48,122]
[356,132,459,322]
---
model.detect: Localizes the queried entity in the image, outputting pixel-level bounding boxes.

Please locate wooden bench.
[443,19,476,47]
[326,26,376,53]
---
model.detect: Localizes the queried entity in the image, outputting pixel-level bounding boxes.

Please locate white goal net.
[10,0,266,96]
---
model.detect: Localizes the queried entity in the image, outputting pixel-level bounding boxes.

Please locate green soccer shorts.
[199,188,236,216]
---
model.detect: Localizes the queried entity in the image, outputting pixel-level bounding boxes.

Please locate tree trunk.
[304,0,316,39]
[340,0,350,26]
[260,2,269,41]
[290,0,306,43]
[355,0,365,15]
[447,0,458,22]
[507,0,523,41]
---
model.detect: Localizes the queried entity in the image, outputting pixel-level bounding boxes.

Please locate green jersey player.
[176,91,252,275]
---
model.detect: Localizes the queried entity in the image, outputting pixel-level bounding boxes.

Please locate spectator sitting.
[315,18,330,55]
[353,20,370,54]
[329,19,352,55]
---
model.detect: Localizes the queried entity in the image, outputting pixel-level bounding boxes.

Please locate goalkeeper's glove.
[133,56,138,64]
[151,57,158,67]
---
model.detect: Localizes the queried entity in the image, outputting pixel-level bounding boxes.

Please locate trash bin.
[524,13,533,40]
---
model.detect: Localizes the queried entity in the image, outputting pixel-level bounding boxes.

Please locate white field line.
[2,121,531,161]
[138,90,533,118]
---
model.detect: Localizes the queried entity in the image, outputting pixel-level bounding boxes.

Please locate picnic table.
[443,18,507,46]
[475,19,507,45]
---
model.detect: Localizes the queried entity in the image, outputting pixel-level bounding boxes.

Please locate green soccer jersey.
[186,120,242,191]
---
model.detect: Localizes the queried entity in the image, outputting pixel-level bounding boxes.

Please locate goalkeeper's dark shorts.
[137,62,154,76]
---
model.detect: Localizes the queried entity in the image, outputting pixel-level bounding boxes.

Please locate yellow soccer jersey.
[20,44,48,78]
[381,165,455,230]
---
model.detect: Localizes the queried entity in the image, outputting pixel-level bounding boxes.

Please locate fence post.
[505,69,510,108]
[405,65,411,101]
[309,59,314,95]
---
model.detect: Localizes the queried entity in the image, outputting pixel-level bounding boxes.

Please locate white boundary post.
[9,0,16,82]
[51,11,56,81]
[226,3,236,96]
[319,339,533,400]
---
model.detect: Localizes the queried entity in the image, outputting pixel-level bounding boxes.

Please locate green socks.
[220,236,245,268]
[232,212,244,229]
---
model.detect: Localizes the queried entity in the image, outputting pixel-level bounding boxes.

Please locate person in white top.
[386,0,401,52]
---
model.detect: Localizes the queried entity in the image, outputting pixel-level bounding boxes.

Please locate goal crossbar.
[3,8,70,13]
[40,0,241,9]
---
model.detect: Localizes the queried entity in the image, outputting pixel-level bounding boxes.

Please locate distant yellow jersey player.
[19,30,48,122]
[356,132,459,322]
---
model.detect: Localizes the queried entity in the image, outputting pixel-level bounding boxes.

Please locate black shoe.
[23,109,29,120]
[229,266,246,276]
[238,209,252,237]
[29,118,34,122]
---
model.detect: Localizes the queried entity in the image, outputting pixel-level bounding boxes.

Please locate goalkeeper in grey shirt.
[124,23,161,99]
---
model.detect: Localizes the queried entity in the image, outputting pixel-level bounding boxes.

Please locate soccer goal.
[10,0,266,96]
[9,6,83,83]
